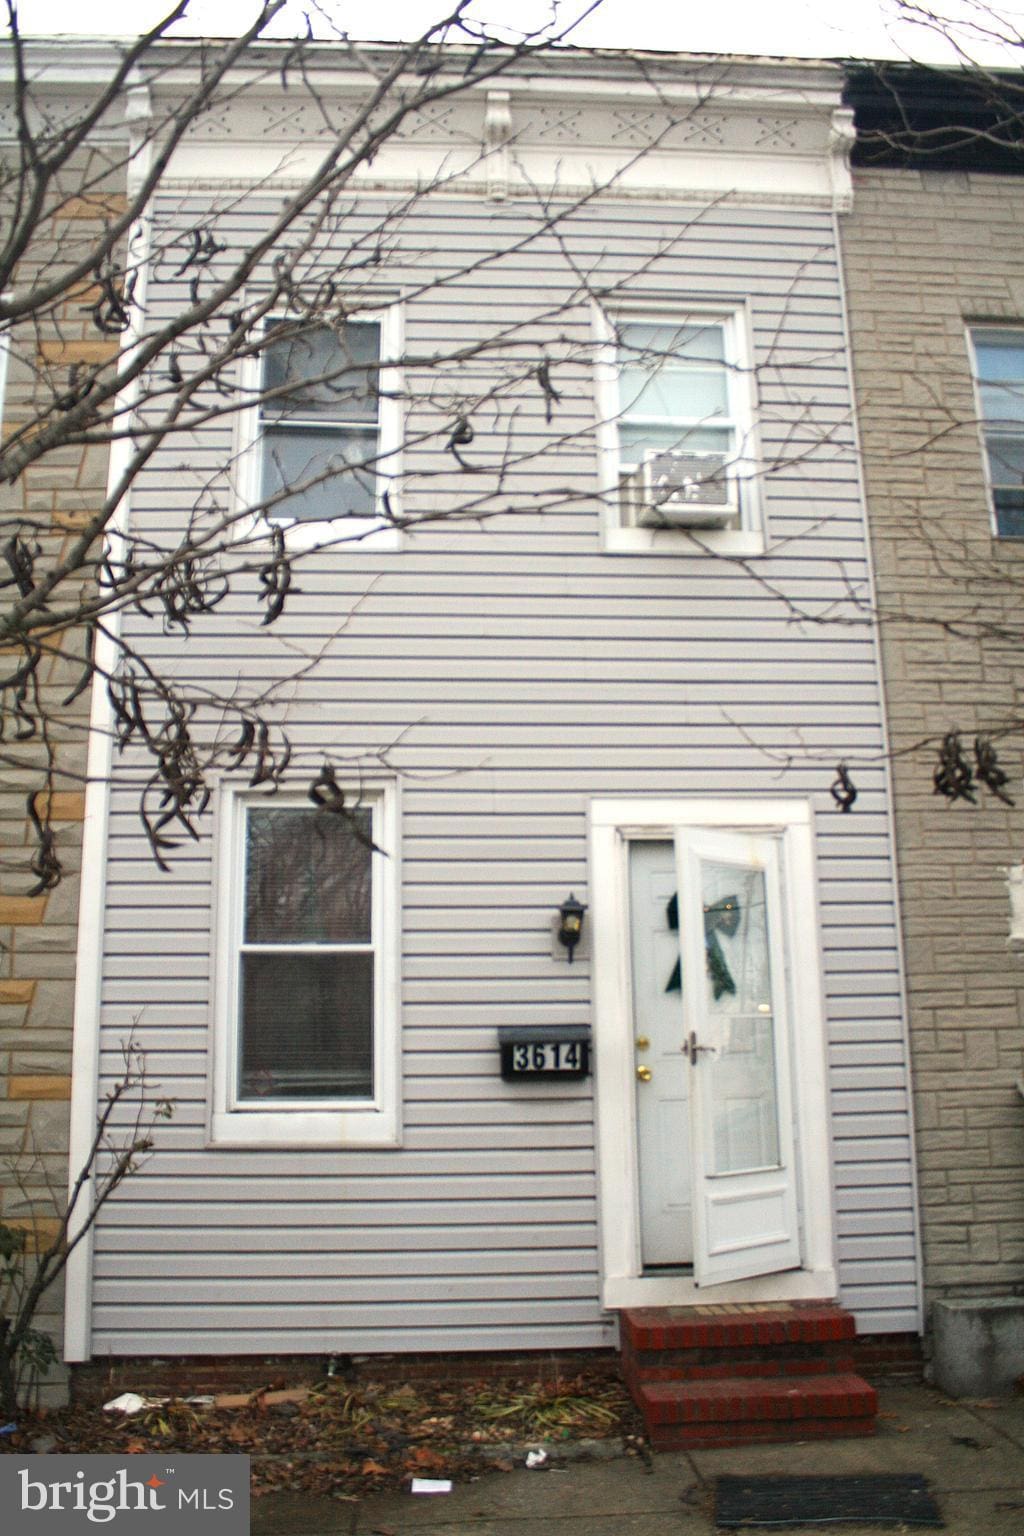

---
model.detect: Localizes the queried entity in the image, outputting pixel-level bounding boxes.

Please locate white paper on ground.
[410,1478,453,1494]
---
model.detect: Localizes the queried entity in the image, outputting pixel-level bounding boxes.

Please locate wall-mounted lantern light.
[557,892,587,962]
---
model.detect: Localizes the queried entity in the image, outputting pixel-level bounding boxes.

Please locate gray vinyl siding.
[88,187,918,1355]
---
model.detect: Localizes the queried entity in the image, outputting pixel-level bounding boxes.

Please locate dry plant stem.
[0,1038,170,1415]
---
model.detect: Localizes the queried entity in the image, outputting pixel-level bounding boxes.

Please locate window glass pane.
[985,432,1024,489]
[618,365,729,422]
[697,859,781,1176]
[619,422,731,466]
[262,320,380,423]
[974,334,1024,378]
[994,487,1024,538]
[245,807,372,944]
[262,423,377,520]
[981,380,1024,426]
[238,950,373,1100]
[618,321,725,363]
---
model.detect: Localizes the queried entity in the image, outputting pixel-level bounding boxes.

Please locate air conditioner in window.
[635,450,738,528]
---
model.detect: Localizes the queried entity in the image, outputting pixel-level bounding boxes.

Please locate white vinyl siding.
[83,187,918,1357]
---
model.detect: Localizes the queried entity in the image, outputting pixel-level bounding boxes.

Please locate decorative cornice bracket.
[484,88,512,203]
[829,106,856,214]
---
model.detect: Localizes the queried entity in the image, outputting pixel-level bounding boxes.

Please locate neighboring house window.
[969,326,1024,537]
[594,304,762,555]
[246,308,402,547]
[211,784,400,1147]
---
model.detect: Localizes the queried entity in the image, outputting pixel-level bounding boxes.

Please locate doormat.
[714,1473,944,1528]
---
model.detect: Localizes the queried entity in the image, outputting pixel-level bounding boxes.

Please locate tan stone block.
[0,895,47,925]
[1,1216,64,1252]
[969,1226,1001,1263]
[24,1100,70,1154]
[33,792,86,822]
[51,509,99,532]
[37,339,120,366]
[54,195,127,221]
[0,980,36,1005]
[8,1075,72,1101]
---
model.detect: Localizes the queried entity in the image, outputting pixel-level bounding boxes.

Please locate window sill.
[260,515,402,554]
[603,524,766,557]
[209,1105,400,1149]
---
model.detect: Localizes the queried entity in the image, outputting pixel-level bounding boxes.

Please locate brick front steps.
[621,1302,878,1450]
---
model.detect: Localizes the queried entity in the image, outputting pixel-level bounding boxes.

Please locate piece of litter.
[102,1393,162,1415]
[410,1478,452,1495]
[0,1423,17,1437]
[525,1449,548,1469]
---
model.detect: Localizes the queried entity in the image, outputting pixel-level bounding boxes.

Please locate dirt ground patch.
[1,1370,647,1498]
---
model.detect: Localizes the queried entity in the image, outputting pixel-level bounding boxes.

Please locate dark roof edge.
[843,60,1024,173]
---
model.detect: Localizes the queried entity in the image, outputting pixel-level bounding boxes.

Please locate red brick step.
[649,1413,878,1450]
[620,1304,878,1450]
[621,1302,855,1353]
[638,1372,878,1450]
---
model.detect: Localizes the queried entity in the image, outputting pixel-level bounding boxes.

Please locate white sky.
[14,0,1024,61]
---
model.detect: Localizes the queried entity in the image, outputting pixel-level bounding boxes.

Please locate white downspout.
[64,76,153,1363]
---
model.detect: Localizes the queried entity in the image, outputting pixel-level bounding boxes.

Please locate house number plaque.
[498,1024,591,1081]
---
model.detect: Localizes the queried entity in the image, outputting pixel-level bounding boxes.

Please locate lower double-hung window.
[211,785,399,1147]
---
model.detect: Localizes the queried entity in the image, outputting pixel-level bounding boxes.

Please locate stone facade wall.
[841,168,1024,1314]
[0,192,122,1403]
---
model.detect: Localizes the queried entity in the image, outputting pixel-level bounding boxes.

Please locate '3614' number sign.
[498,1026,590,1081]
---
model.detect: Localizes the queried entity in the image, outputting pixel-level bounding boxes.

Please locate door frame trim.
[589,797,838,1310]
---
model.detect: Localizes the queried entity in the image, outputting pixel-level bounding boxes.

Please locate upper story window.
[211,784,400,1147]
[969,326,1024,538]
[242,307,403,550]
[595,304,762,556]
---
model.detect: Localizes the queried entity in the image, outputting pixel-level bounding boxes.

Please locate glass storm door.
[674,828,800,1286]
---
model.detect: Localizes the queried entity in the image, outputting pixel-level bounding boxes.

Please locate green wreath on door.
[664,892,740,1000]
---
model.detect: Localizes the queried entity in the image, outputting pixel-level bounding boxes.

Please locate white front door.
[630,829,801,1285]
[630,841,693,1265]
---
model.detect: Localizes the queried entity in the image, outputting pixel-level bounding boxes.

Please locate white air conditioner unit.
[635,449,738,528]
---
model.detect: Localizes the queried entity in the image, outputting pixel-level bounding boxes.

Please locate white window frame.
[593,301,764,556]
[588,796,836,1309]
[209,781,401,1148]
[235,304,404,553]
[967,323,1024,540]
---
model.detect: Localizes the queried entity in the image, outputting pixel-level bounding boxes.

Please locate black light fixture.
[557,892,587,962]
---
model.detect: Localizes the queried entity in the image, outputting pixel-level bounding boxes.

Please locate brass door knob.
[636,1065,652,1082]
[635,1035,650,1050]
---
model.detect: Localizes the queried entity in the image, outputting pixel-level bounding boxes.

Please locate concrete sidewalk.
[251,1382,1024,1534]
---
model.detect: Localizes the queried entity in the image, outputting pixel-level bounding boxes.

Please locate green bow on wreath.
[664,891,741,1000]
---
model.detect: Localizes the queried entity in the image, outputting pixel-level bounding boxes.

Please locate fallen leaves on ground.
[0,1370,644,1499]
